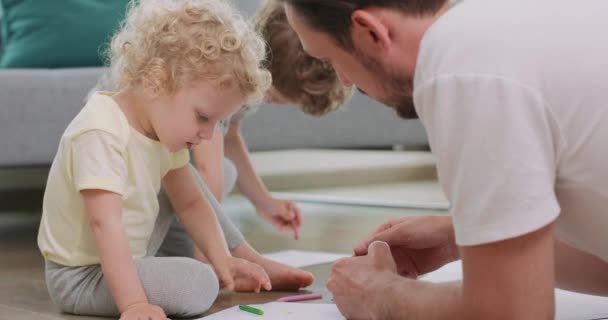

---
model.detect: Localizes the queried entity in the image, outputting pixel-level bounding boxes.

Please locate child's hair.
[253,0,353,116]
[107,0,271,105]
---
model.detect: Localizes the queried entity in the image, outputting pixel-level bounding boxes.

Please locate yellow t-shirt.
[38,92,190,266]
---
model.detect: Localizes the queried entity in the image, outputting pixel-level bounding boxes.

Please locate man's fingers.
[367,241,391,257]
[368,226,399,244]
[353,218,407,255]
[370,218,401,236]
[354,224,404,255]
[371,222,417,247]
[353,239,378,256]
[353,242,369,256]
[368,241,398,272]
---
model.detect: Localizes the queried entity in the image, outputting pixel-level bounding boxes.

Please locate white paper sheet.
[201,302,344,320]
[422,261,608,320]
[202,261,607,319]
[261,250,349,268]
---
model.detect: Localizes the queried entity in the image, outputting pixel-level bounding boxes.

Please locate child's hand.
[256,198,303,240]
[120,302,169,320]
[217,257,272,293]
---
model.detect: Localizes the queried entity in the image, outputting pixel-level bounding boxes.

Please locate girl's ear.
[142,61,170,98]
[142,77,161,99]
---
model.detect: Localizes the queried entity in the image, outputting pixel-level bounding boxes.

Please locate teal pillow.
[0,0,129,68]
[0,5,5,55]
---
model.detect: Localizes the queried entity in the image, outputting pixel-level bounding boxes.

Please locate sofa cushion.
[0,0,127,68]
[0,67,106,166]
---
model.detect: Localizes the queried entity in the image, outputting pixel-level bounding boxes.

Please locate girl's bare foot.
[234,257,314,291]
[231,242,314,291]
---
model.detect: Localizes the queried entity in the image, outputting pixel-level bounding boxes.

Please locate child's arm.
[189,132,225,263]
[191,129,226,201]
[224,122,302,239]
[82,189,167,319]
[162,165,271,291]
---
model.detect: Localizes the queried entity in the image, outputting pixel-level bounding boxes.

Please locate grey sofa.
[0,0,429,168]
[0,67,427,167]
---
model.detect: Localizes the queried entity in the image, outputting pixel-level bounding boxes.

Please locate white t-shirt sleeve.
[70,130,128,194]
[415,75,562,246]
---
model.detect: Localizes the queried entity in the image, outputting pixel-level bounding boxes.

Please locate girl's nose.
[199,122,216,140]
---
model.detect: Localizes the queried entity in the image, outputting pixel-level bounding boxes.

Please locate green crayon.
[239,304,264,315]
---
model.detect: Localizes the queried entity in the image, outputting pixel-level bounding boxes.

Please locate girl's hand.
[120,302,169,320]
[216,257,272,293]
[256,198,303,240]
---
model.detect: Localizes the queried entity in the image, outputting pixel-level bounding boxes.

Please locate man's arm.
[554,238,608,296]
[388,223,555,319]
[330,223,556,320]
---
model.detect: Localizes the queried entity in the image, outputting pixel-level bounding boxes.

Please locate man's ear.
[351,9,391,56]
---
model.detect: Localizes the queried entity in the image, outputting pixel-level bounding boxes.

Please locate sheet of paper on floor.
[261,250,349,268]
[200,302,344,320]
[422,261,608,320]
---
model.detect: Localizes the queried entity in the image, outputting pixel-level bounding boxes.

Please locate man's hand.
[328,241,400,320]
[354,216,459,278]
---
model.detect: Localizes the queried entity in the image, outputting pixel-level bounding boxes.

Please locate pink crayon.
[277,293,323,302]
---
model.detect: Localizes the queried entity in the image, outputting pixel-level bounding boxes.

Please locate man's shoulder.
[422,1,515,56]
[416,1,538,86]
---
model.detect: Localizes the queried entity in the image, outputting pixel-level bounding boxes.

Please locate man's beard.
[354,50,418,119]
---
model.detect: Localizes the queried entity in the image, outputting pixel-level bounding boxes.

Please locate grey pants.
[153,158,243,257]
[45,160,243,317]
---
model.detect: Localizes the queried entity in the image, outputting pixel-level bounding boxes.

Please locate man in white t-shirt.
[283,0,608,318]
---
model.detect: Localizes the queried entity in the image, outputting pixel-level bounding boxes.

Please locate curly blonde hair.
[107,0,271,105]
[254,0,353,116]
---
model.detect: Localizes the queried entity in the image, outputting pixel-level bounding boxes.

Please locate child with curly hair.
[38,1,275,319]
[89,0,351,293]
[157,0,353,291]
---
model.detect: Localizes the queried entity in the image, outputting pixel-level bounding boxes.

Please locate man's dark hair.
[281,0,447,49]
